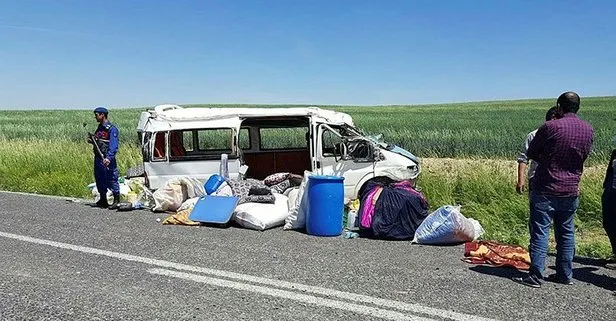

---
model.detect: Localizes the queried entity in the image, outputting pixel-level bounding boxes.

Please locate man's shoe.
[89,199,109,208]
[108,194,121,210]
[545,274,573,285]
[512,275,542,288]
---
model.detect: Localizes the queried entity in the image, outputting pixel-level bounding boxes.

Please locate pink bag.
[359,186,383,228]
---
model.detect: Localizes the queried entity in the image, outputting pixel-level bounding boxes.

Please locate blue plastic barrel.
[204,174,225,195]
[306,175,345,236]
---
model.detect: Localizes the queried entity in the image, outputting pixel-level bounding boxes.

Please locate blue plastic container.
[306,175,345,237]
[204,174,225,195]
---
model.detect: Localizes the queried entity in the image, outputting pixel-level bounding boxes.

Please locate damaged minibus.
[135,104,421,199]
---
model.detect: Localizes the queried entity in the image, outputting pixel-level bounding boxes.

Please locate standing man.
[513,92,594,287]
[516,106,559,194]
[88,106,121,210]
[603,145,616,270]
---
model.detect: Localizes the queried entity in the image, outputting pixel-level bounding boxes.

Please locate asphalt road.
[0,191,614,321]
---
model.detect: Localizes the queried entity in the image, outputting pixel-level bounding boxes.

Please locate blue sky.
[1,0,615,109]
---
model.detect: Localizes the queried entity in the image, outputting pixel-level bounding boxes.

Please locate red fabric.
[169,132,186,156]
[154,134,165,158]
[462,240,531,271]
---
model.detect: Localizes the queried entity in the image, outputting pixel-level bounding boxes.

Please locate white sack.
[412,205,485,244]
[177,197,199,212]
[233,193,289,231]
[286,188,299,211]
[152,176,205,212]
[283,171,311,230]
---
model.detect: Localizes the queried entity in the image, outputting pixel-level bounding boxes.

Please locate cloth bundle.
[225,178,276,204]
[462,240,531,270]
[263,172,303,194]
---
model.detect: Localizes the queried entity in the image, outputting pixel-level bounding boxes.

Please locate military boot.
[108,194,121,210]
[89,198,109,208]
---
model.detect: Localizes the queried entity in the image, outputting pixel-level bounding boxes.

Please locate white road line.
[0,231,499,321]
[148,268,433,321]
[0,190,84,201]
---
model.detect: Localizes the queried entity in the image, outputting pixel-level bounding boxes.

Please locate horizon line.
[1,95,615,111]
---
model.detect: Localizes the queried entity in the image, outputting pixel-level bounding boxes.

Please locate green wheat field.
[0,96,614,257]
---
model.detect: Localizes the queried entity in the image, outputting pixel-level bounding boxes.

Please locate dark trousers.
[94,158,120,199]
[603,189,616,256]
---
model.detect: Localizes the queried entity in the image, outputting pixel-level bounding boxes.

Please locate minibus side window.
[196,129,233,151]
[259,127,308,150]
[141,132,152,162]
[152,132,167,161]
[322,126,344,157]
[165,128,235,161]
[182,131,194,152]
[239,128,251,150]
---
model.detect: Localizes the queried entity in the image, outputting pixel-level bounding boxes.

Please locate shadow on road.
[468,264,616,292]
[548,255,616,291]
[468,265,521,279]
[562,254,611,268]
[567,266,615,291]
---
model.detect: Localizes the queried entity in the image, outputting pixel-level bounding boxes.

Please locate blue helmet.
[93,106,108,114]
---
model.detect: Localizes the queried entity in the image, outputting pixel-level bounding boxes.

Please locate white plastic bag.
[233,194,289,231]
[412,205,484,244]
[177,197,199,212]
[283,171,311,230]
[468,218,485,241]
[91,181,131,203]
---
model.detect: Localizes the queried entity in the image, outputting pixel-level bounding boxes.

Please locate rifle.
[84,123,105,159]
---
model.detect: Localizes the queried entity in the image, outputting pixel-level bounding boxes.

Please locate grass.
[1,96,614,163]
[0,139,142,197]
[0,96,614,258]
[334,96,615,164]
[417,158,608,257]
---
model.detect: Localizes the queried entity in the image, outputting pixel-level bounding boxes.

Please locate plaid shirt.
[527,113,594,197]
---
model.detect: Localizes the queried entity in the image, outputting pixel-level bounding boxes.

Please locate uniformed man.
[88,106,121,209]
